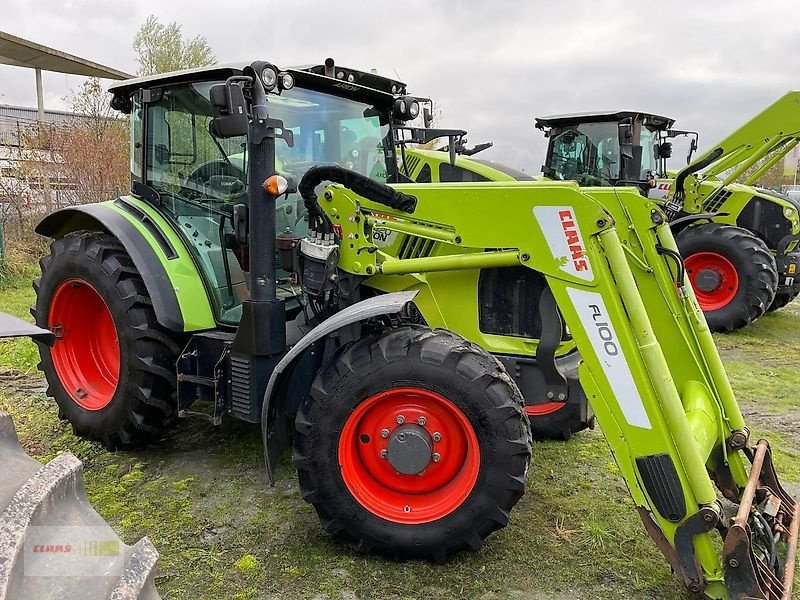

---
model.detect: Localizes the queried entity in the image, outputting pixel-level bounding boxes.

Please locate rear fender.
[36,199,215,332]
[261,291,418,483]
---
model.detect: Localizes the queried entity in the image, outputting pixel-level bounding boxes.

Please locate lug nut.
[396,415,405,424]
[432,453,441,463]
[380,429,389,438]
[557,393,566,401]
[546,391,555,399]
[380,449,388,459]
[432,432,441,442]
[417,416,427,426]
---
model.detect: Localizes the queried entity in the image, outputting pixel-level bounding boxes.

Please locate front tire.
[33,231,182,450]
[676,224,777,332]
[293,326,531,562]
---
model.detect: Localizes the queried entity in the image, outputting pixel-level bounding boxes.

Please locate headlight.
[347,73,356,83]
[279,72,294,90]
[784,206,796,218]
[392,96,420,121]
[261,66,278,90]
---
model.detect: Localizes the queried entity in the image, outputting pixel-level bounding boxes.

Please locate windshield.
[545,122,620,185]
[133,80,391,323]
[140,82,391,204]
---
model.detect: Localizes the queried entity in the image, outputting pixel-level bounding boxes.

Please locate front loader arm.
[671,91,800,214]
[322,179,797,599]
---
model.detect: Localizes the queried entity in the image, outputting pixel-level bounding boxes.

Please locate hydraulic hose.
[299,165,417,233]
[669,147,724,219]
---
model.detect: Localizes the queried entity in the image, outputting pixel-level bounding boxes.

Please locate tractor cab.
[535,111,681,192]
[108,59,434,324]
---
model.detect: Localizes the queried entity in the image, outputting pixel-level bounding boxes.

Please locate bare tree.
[16,78,129,208]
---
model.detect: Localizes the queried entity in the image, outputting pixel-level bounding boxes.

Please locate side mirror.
[423,107,433,128]
[687,138,698,164]
[210,81,249,138]
[618,119,634,144]
[658,142,673,159]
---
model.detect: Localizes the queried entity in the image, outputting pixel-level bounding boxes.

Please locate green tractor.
[534,98,800,332]
[2,59,797,598]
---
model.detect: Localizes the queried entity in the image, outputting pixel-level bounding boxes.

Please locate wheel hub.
[684,251,740,311]
[387,424,433,475]
[695,268,722,292]
[337,387,480,524]
[48,278,120,410]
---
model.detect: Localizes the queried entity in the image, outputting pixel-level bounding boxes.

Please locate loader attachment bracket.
[674,505,720,594]
[723,439,798,600]
[0,312,55,346]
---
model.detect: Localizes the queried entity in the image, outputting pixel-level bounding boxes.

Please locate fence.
[0,189,120,278]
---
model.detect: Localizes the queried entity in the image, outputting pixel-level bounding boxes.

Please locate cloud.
[2,0,799,173]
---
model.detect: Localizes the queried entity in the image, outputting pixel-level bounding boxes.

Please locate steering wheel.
[577,173,609,187]
[184,160,245,200]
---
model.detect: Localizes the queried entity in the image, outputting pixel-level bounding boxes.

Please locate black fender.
[35,202,184,331]
[261,290,418,483]
[668,212,723,235]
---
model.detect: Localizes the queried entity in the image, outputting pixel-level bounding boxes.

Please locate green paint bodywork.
[401,148,536,182]
[109,196,216,331]
[323,178,763,598]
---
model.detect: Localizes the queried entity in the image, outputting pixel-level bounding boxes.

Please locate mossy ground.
[1,273,798,599]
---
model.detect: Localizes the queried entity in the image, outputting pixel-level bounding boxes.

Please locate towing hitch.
[724,439,798,600]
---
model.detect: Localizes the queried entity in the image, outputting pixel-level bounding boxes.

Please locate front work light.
[280,72,295,90]
[261,66,278,90]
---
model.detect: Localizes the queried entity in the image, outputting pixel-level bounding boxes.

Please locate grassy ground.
[1,269,798,600]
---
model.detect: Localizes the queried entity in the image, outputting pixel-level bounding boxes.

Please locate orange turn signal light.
[263,175,289,196]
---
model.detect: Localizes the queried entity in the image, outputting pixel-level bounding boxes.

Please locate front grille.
[703,188,732,213]
[403,153,421,175]
[398,235,435,259]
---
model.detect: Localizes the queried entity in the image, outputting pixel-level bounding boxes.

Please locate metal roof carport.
[0,30,132,121]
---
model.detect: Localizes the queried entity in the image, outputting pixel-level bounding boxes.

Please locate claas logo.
[558,210,589,272]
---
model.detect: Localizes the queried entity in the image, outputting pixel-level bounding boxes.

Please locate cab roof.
[108,60,408,107]
[535,110,675,130]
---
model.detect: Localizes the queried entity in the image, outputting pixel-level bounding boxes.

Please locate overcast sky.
[2,0,799,171]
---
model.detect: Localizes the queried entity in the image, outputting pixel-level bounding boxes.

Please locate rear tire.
[33,231,182,450]
[526,401,588,441]
[676,224,777,332]
[293,326,531,562]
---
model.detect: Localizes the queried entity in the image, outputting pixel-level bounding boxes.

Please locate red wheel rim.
[338,388,480,524]
[48,279,120,410]
[525,402,564,416]
[684,252,739,311]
